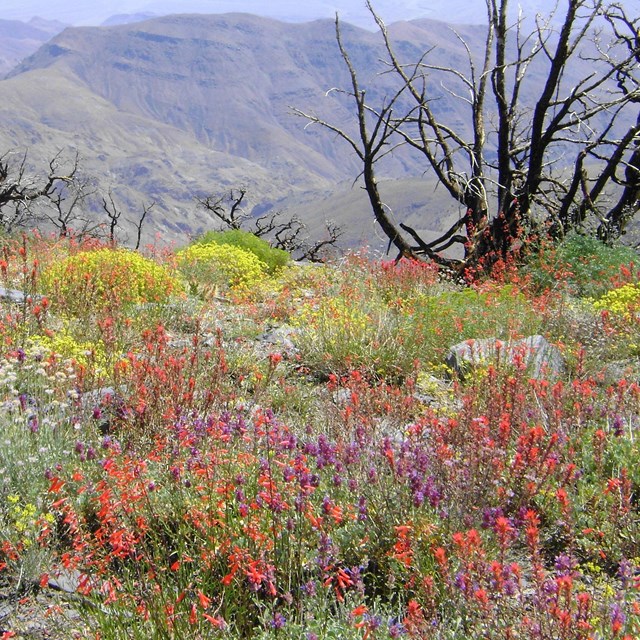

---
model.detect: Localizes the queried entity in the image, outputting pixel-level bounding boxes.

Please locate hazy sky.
[2,1,434,25]
[0,0,566,28]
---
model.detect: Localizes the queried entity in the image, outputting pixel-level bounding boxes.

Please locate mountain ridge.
[0,16,66,77]
[0,10,617,248]
[0,0,572,29]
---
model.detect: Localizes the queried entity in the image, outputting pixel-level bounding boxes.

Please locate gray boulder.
[257,325,299,358]
[0,287,41,304]
[598,359,640,386]
[446,335,565,380]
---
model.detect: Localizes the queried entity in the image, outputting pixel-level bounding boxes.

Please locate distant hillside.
[0,17,65,77]
[101,13,158,26]
[0,12,618,248]
[0,13,468,244]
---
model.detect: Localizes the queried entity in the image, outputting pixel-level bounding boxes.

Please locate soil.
[0,579,92,639]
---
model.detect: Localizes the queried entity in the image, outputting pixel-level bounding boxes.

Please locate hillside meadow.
[0,231,638,639]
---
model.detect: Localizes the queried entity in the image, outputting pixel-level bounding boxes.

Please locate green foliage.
[194,229,290,274]
[293,281,542,380]
[523,233,638,298]
[42,248,182,316]
[292,293,412,379]
[417,284,542,347]
[177,242,268,293]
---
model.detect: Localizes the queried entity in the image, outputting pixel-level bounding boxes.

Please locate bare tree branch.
[293,0,640,274]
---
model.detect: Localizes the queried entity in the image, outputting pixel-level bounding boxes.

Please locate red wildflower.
[203,613,226,628]
[48,477,65,494]
[351,605,368,617]
[197,589,211,609]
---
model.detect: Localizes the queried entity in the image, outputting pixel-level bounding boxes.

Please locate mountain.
[1,13,476,245]
[0,12,620,248]
[0,17,66,77]
[101,13,158,26]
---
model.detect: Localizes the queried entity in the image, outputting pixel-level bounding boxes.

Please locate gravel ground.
[0,580,92,639]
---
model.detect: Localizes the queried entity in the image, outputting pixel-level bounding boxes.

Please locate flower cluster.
[0,235,638,639]
[177,242,268,292]
[43,247,182,315]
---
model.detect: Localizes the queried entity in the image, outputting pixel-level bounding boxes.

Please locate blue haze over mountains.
[0,1,637,247]
[1,1,567,27]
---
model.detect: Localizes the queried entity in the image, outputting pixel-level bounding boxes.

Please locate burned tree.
[197,188,343,261]
[0,150,152,245]
[293,0,639,274]
[0,150,79,233]
[47,175,101,238]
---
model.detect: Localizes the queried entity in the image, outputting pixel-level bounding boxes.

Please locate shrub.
[292,293,420,379]
[177,242,267,293]
[523,233,638,298]
[194,229,290,274]
[42,248,182,316]
[29,330,108,374]
[410,284,542,358]
[593,282,640,318]
[592,282,640,358]
[291,278,542,381]
[365,256,442,303]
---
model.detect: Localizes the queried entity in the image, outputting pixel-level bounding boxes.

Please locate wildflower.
[404,599,423,626]
[554,553,577,576]
[48,477,65,494]
[504,579,517,596]
[494,516,514,547]
[611,603,626,635]
[270,612,286,629]
[246,561,266,590]
[388,620,406,637]
[28,415,39,433]
[618,559,633,587]
[523,509,540,549]
[613,415,624,436]
[203,613,226,628]
[454,572,469,593]
[357,495,367,521]
[351,605,368,617]
[433,547,447,569]
[324,567,354,602]
[300,580,316,598]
